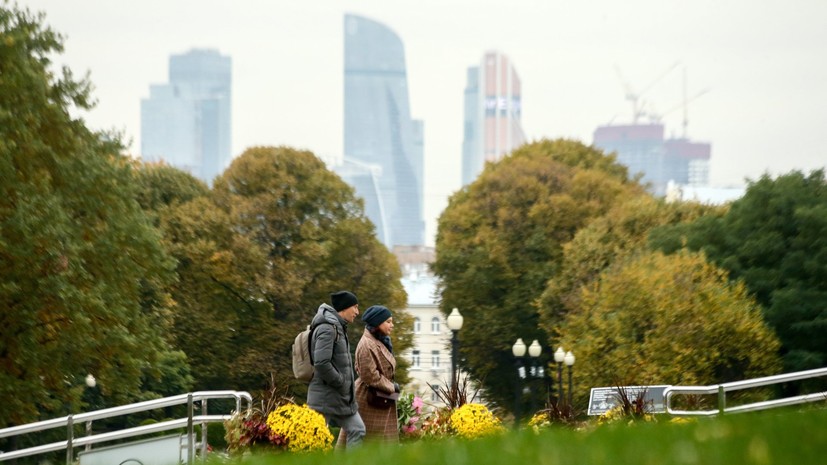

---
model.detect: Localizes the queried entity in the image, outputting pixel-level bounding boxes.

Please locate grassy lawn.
[219,406,827,465]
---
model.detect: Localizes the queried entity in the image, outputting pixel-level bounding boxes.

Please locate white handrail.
[664,367,827,415]
[0,390,252,463]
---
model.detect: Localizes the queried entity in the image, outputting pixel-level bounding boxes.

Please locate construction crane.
[647,67,710,138]
[614,61,681,124]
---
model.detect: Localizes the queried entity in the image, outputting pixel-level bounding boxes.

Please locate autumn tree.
[558,250,782,405]
[650,170,827,373]
[538,195,722,336]
[1,4,179,426]
[432,139,644,410]
[133,162,210,219]
[152,147,411,394]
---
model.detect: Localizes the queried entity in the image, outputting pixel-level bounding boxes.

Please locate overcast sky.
[18,0,827,245]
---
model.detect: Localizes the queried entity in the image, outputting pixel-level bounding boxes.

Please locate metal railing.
[0,390,252,465]
[664,367,827,416]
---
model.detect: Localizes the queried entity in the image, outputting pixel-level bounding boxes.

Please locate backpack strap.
[309,322,338,365]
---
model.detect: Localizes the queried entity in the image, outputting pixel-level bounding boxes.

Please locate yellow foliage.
[265,404,333,452]
[559,249,782,403]
[449,403,505,439]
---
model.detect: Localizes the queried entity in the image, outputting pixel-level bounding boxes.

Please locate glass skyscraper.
[342,14,425,248]
[461,51,526,186]
[141,49,232,185]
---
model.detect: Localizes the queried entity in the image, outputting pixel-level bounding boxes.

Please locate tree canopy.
[1,4,179,426]
[559,250,781,404]
[432,139,644,410]
[144,147,412,394]
[538,195,722,336]
[650,170,827,373]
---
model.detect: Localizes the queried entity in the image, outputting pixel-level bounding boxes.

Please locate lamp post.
[564,351,576,406]
[446,308,464,391]
[554,347,565,404]
[527,340,542,412]
[84,374,96,451]
[512,338,527,426]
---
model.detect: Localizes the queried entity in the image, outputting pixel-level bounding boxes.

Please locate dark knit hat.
[362,305,392,327]
[331,291,358,312]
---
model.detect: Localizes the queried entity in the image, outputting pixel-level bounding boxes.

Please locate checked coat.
[346,328,399,442]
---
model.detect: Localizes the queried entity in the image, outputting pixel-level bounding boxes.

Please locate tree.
[432,139,644,410]
[152,146,412,394]
[133,162,210,220]
[1,4,177,426]
[650,170,827,373]
[538,195,722,336]
[558,250,781,405]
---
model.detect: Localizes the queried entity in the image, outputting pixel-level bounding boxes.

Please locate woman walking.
[345,305,400,443]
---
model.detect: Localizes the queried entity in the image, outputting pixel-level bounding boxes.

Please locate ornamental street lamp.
[512,338,527,426]
[564,351,576,406]
[84,374,96,451]
[554,347,565,404]
[446,308,464,391]
[527,340,543,412]
[528,340,542,368]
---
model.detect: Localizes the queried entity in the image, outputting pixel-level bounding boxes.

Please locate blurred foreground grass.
[218,406,827,465]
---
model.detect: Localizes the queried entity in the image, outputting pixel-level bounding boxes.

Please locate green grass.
[219,407,827,465]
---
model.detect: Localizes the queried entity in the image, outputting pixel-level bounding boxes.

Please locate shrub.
[265,404,333,452]
[449,403,505,439]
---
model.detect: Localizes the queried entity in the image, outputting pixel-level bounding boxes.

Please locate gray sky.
[18,0,827,245]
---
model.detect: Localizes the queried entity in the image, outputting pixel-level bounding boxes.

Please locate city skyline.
[141,49,233,184]
[18,0,827,245]
[342,14,425,248]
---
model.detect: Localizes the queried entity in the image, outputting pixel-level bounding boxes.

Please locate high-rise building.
[461,51,526,186]
[141,49,232,185]
[593,123,710,196]
[342,14,425,248]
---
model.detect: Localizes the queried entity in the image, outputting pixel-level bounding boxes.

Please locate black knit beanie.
[331,290,358,312]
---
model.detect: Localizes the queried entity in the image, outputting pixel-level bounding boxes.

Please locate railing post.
[717,385,726,415]
[187,394,194,465]
[85,421,92,452]
[200,399,208,461]
[65,415,73,465]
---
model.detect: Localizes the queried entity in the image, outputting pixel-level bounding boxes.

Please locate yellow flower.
[266,404,333,452]
[449,403,504,439]
[528,412,551,433]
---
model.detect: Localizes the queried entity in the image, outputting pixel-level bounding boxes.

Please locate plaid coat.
[351,328,399,442]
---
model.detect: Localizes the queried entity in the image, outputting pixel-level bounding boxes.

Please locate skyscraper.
[461,51,526,186]
[141,49,232,185]
[342,14,424,248]
[593,123,710,196]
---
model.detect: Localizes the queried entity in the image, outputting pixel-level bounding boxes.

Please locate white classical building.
[400,272,454,404]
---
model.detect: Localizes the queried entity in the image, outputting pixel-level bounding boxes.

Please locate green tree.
[432,139,643,410]
[0,4,177,426]
[650,170,827,373]
[559,250,781,405]
[154,146,412,395]
[538,195,721,335]
[133,162,210,220]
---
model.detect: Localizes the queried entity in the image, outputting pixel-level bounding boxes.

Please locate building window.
[412,350,420,368]
[414,317,421,334]
[430,384,440,402]
[432,350,440,368]
[431,317,440,333]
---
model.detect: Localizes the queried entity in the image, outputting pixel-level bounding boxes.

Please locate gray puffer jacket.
[306,304,358,416]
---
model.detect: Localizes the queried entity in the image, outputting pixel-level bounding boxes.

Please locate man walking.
[307,290,366,448]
